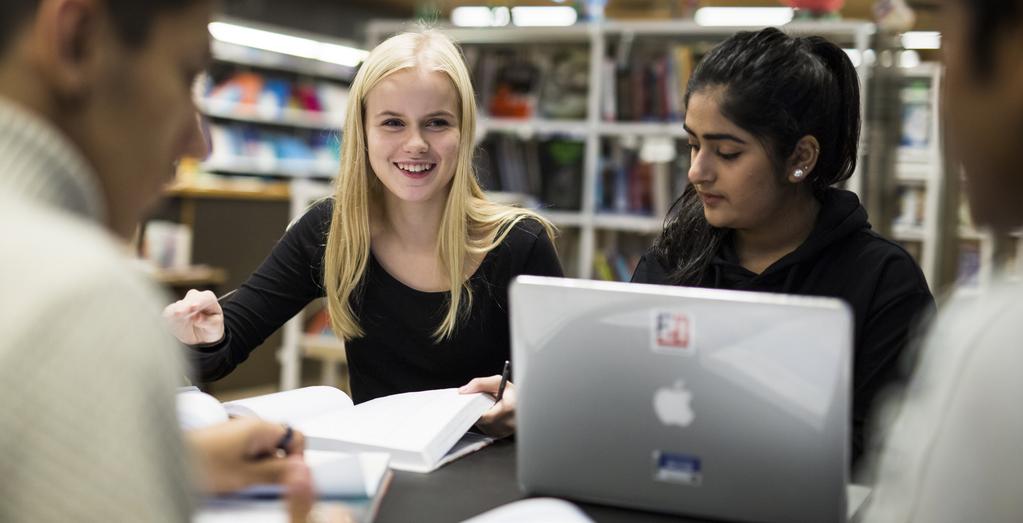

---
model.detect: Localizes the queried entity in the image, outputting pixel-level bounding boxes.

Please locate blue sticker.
[653,451,702,486]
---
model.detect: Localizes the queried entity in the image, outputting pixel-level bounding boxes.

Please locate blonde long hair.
[323,31,556,343]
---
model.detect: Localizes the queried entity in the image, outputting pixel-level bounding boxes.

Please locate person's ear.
[31,0,102,102]
[786,135,820,184]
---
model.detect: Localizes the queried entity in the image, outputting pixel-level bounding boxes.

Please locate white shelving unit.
[890,63,1023,291]
[199,99,344,131]
[890,63,944,288]
[368,20,878,278]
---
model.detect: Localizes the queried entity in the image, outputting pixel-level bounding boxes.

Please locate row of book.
[462,42,700,123]
[202,70,349,123]
[206,123,339,173]
[601,43,697,122]
[596,140,689,216]
[894,186,926,228]
[464,45,590,120]
[476,135,585,210]
[593,250,644,282]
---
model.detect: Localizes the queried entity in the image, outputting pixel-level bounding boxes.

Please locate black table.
[374,439,706,522]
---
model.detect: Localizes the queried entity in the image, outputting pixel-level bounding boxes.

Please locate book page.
[223,386,354,425]
[435,432,495,470]
[297,389,495,452]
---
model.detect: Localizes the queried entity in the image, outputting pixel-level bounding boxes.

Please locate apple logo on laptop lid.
[654,380,694,427]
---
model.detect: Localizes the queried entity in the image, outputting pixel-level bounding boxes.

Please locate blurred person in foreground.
[863,0,1023,521]
[0,0,315,521]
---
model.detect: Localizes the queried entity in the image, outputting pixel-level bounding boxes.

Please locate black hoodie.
[632,188,935,467]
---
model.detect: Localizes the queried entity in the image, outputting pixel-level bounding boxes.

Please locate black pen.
[276,425,294,455]
[496,360,510,402]
[256,425,294,460]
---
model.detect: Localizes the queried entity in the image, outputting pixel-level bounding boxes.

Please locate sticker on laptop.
[653,451,702,486]
[651,310,695,356]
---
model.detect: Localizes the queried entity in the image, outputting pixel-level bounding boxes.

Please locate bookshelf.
[197,20,356,181]
[367,20,879,279]
[887,63,1023,293]
[889,63,944,289]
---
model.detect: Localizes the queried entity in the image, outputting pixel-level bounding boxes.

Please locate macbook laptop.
[510,276,852,523]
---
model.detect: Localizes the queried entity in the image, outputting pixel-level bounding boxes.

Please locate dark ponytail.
[653,27,861,285]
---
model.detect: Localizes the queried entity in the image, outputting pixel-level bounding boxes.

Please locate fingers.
[241,421,304,459]
[459,375,502,394]
[241,452,293,486]
[165,289,220,318]
[286,429,305,457]
[475,382,517,438]
[285,456,315,523]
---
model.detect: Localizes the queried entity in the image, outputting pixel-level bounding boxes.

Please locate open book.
[220,386,496,473]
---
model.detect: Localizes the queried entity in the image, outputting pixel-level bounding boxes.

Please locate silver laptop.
[511,276,852,523]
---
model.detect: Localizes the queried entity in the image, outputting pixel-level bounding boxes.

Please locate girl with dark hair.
[631,27,934,467]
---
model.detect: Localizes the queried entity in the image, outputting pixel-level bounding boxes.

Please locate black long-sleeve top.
[189,199,563,403]
[632,189,935,466]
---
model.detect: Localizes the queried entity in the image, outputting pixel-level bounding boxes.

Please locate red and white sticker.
[651,310,695,355]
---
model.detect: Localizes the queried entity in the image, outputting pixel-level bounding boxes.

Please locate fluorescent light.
[493,7,511,26]
[901,31,940,50]
[511,6,578,27]
[695,7,793,27]
[451,6,511,27]
[451,7,494,27]
[318,42,369,67]
[208,21,368,67]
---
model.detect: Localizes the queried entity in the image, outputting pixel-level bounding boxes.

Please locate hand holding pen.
[162,288,236,345]
[458,360,517,438]
[185,417,305,495]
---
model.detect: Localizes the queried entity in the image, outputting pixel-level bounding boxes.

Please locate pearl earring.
[793,168,805,179]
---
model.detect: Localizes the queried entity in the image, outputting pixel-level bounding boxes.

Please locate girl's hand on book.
[163,289,225,345]
[460,375,517,438]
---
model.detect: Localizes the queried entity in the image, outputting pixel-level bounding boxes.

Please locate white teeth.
[396,163,434,173]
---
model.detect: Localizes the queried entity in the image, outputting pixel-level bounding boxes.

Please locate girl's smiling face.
[364,67,461,206]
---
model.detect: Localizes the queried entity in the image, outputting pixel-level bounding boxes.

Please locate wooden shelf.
[151,265,228,287]
[165,180,291,201]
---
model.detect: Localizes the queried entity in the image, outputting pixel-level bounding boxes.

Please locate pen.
[496,360,510,402]
[276,425,294,455]
[255,425,294,460]
[186,289,237,318]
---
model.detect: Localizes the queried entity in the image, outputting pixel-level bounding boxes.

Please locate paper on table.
[847,484,872,520]
[461,498,594,523]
